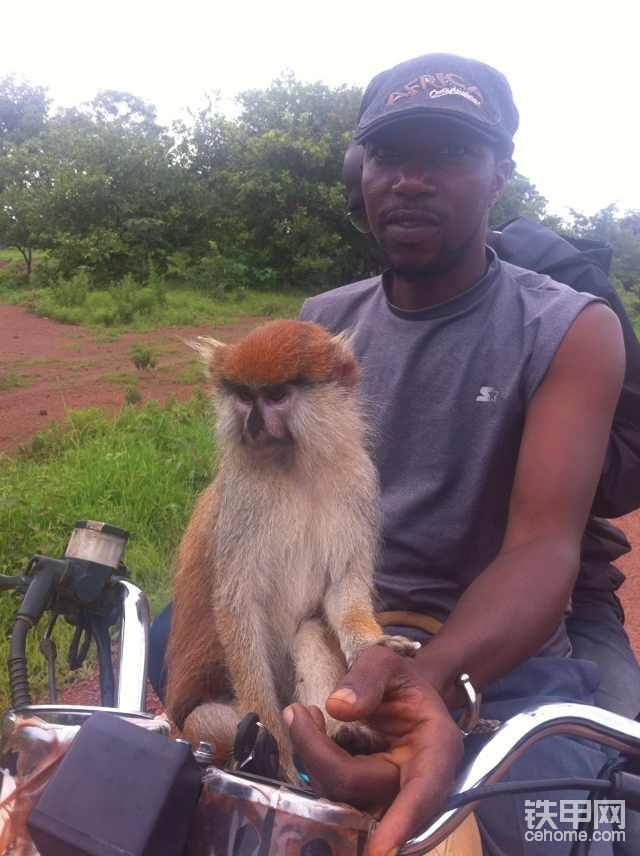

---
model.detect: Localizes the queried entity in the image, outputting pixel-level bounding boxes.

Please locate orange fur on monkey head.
[193,320,360,389]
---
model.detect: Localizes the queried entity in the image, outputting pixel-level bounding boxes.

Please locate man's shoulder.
[300,275,381,329]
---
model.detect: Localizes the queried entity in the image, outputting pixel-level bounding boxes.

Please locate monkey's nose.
[246,405,264,439]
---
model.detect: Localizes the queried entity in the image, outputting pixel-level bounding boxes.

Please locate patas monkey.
[166,319,417,782]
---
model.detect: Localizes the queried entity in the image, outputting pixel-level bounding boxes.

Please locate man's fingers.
[326,646,406,722]
[283,703,399,807]
[306,704,327,732]
[367,721,463,856]
[366,772,446,856]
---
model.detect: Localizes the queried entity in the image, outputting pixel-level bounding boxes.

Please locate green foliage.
[0,76,49,147]
[22,267,305,329]
[130,344,156,370]
[125,384,142,404]
[0,372,27,390]
[52,269,90,307]
[490,171,550,226]
[570,205,640,292]
[0,395,214,706]
[2,70,638,305]
[180,241,255,294]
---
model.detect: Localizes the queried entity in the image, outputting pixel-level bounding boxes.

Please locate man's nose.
[392,160,437,195]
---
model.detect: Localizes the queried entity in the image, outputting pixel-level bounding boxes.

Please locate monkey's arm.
[166,484,229,729]
[324,566,418,666]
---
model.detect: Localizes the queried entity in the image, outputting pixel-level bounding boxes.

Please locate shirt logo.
[476,386,500,402]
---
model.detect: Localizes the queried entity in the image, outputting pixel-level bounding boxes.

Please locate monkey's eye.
[234,385,254,403]
[263,385,288,403]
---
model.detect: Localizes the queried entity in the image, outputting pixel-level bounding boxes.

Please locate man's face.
[361,120,508,278]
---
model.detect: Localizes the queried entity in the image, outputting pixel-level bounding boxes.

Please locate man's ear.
[489,158,515,208]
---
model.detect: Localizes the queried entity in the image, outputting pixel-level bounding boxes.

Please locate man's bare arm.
[415,301,625,702]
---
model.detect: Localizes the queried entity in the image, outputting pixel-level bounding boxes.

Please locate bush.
[0,265,30,290]
[125,385,142,405]
[52,270,90,307]
[184,241,250,294]
[130,344,156,370]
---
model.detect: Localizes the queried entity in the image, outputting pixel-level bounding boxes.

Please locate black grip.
[8,616,32,707]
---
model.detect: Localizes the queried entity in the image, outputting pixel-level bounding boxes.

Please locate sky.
[2,0,638,218]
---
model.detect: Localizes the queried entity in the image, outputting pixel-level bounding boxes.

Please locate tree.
[570,204,640,294]
[490,171,551,227]
[0,137,55,276]
[0,76,49,150]
[178,76,368,291]
[32,99,185,282]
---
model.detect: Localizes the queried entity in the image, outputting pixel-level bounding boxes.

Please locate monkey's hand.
[345,634,421,667]
[374,634,422,658]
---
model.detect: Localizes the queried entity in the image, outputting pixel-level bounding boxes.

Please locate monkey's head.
[191,320,361,461]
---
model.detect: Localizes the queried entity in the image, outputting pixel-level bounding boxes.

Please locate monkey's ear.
[184,336,228,376]
[329,329,359,386]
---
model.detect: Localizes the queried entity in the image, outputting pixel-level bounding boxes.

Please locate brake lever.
[232,712,280,779]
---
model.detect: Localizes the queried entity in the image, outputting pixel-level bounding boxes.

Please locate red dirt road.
[1,303,639,711]
[0,304,261,453]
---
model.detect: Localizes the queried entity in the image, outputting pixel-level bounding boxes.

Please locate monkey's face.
[220,381,301,451]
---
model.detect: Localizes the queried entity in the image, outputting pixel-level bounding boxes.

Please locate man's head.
[349,54,517,280]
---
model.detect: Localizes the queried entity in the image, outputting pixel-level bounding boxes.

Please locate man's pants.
[148,591,640,855]
[470,591,640,855]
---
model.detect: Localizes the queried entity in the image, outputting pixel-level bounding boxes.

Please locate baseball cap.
[354,53,519,156]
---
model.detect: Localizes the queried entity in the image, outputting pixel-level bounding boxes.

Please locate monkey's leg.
[216,606,298,783]
[182,700,240,764]
[293,617,386,755]
[293,618,345,713]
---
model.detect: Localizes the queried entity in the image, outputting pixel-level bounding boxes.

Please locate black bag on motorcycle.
[27,712,201,856]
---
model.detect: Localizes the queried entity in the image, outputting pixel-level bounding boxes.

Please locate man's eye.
[369,145,402,165]
[437,143,473,160]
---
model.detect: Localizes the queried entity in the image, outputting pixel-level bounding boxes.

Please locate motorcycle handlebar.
[399,702,640,854]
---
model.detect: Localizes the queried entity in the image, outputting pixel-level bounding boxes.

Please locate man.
[286,53,633,855]
[342,140,640,723]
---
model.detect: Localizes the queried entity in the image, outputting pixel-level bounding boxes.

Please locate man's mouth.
[383,208,442,228]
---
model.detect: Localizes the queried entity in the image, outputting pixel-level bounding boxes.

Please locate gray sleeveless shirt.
[300,251,603,655]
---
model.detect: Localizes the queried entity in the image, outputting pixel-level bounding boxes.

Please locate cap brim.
[354,107,511,153]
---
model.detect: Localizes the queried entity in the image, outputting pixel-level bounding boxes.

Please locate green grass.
[0,394,215,709]
[176,362,206,385]
[103,371,138,385]
[0,279,305,331]
[0,372,29,390]
[0,248,29,264]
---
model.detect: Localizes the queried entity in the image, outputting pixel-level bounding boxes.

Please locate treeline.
[1,74,639,302]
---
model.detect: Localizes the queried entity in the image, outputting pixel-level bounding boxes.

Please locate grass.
[0,394,215,709]
[175,362,205,385]
[0,278,305,331]
[0,248,36,265]
[103,372,138,385]
[0,372,29,391]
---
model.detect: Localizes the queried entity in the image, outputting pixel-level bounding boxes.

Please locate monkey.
[165,319,418,783]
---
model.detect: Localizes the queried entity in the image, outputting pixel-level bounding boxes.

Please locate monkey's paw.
[330,721,387,756]
[375,634,421,657]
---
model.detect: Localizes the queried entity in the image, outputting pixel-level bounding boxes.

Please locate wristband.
[456,672,481,736]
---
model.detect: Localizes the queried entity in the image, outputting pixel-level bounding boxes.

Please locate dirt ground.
[0,304,262,453]
[1,302,639,710]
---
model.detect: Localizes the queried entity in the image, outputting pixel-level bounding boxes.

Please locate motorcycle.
[2,521,640,855]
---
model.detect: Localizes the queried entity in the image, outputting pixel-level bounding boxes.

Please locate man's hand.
[283,645,463,856]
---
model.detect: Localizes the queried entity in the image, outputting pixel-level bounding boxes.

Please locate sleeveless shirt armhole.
[524,293,607,402]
